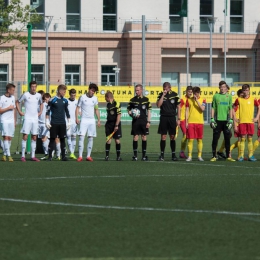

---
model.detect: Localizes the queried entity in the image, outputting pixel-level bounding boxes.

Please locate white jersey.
[18,92,42,121]
[67,98,78,123]
[77,94,98,120]
[38,102,48,124]
[0,95,16,122]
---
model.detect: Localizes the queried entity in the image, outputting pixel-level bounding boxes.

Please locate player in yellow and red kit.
[233,84,260,161]
[185,87,206,162]
[178,86,193,159]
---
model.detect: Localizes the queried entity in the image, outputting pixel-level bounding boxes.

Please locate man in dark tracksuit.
[46,84,70,161]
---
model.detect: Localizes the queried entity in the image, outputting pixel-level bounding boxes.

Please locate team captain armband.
[94,105,98,109]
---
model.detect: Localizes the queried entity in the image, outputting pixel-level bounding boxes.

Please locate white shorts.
[38,123,50,138]
[1,121,15,137]
[77,119,96,137]
[67,123,78,137]
[20,119,38,135]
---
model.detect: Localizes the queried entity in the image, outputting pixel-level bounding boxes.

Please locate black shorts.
[49,123,67,139]
[158,116,176,135]
[105,122,122,139]
[131,118,149,136]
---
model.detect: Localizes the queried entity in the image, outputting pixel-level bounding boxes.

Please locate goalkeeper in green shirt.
[210,81,235,162]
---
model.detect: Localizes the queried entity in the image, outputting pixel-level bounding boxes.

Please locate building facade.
[1,0,260,90]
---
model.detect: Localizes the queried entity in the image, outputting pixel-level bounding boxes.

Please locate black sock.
[116,143,120,157]
[142,140,147,157]
[106,143,110,157]
[160,140,166,156]
[133,140,138,157]
[170,140,176,158]
[48,138,55,158]
[60,138,66,158]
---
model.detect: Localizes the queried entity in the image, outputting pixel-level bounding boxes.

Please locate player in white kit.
[66,89,78,159]
[0,83,16,162]
[76,83,100,162]
[16,81,43,162]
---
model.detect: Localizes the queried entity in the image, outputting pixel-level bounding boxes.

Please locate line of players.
[0,81,260,162]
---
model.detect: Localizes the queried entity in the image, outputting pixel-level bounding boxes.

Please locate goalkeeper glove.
[66,119,71,130]
[45,119,52,130]
[226,119,233,130]
[210,118,217,129]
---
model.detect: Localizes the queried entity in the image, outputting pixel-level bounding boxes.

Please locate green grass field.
[1,125,260,260]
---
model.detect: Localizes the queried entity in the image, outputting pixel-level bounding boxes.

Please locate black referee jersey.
[127,96,151,119]
[106,100,121,122]
[157,91,180,116]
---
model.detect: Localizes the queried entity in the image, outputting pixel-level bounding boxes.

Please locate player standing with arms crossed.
[0,83,16,162]
[46,84,70,161]
[76,83,100,162]
[16,81,43,162]
[157,82,180,161]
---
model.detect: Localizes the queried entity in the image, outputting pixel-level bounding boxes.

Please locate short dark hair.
[43,93,51,100]
[58,84,67,91]
[69,88,76,95]
[29,81,37,88]
[237,89,243,96]
[89,83,98,92]
[105,91,113,99]
[193,86,201,94]
[163,82,171,88]
[38,90,45,96]
[219,81,227,87]
[6,83,15,91]
[135,84,143,89]
[186,86,193,91]
[242,84,250,91]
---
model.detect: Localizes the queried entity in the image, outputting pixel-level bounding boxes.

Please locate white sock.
[78,135,85,157]
[71,136,76,154]
[8,140,12,156]
[31,140,36,158]
[42,139,49,155]
[67,136,72,153]
[4,140,10,156]
[87,137,93,157]
[21,140,26,157]
[56,142,61,157]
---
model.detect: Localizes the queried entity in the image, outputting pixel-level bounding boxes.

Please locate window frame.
[199,0,214,32]
[169,0,183,32]
[31,64,45,85]
[30,0,45,31]
[65,65,80,86]
[230,0,244,33]
[103,0,117,31]
[66,0,81,31]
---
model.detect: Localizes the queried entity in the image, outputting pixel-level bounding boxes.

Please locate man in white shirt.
[76,83,100,162]
[66,88,78,159]
[16,81,43,162]
[0,83,16,162]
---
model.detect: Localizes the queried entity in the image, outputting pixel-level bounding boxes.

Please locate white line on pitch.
[1,197,260,217]
[0,212,97,216]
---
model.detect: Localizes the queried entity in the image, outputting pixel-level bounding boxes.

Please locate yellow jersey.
[186,97,206,124]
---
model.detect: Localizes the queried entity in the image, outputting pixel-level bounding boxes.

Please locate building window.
[161,72,179,85]
[169,0,183,32]
[30,0,45,30]
[101,66,115,86]
[67,0,80,31]
[65,65,80,85]
[191,72,209,86]
[31,65,44,85]
[0,65,8,94]
[200,0,213,32]
[103,0,117,31]
[230,0,243,32]
[221,73,240,86]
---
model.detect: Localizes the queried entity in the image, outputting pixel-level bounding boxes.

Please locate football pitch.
[1,125,260,260]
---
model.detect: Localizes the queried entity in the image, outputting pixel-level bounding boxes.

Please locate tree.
[0,0,41,54]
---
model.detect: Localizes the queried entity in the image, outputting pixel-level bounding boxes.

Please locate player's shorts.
[77,119,96,137]
[105,121,122,139]
[1,121,15,137]
[186,123,204,139]
[238,123,254,136]
[258,129,260,137]
[158,116,176,135]
[38,123,50,138]
[234,129,241,138]
[20,119,38,135]
[67,123,78,137]
[180,120,186,135]
[131,118,149,136]
[49,123,67,139]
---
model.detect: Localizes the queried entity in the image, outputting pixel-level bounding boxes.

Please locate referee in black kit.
[157,82,180,161]
[127,84,151,161]
[46,84,70,161]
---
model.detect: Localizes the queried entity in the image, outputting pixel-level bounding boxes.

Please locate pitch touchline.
[1,198,260,217]
[0,212,97,216]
